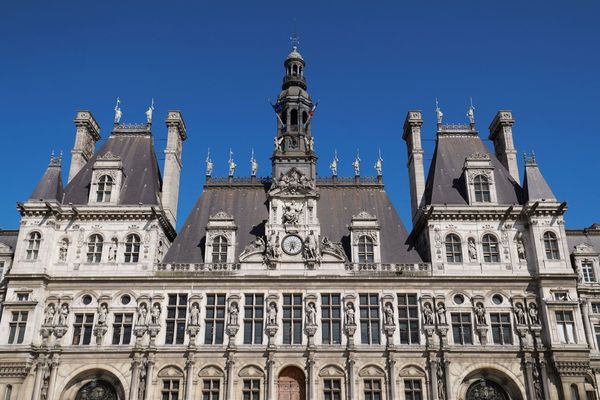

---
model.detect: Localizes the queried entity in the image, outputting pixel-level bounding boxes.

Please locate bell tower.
[271,44,317,180]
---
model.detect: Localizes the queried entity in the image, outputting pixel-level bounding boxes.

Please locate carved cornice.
[0,361,32,378]
[554,360,590,377]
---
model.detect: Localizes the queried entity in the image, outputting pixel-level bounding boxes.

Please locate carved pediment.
[573,242,597,255]
[399,365,426,377]
[198,365,225,378]
[157,366,184,378]
[269,167,316,196]
[238,365,265,378]
[358,365,386,377]
[319,365,345,377]
[320,237,348,262]
[210,211,234,221]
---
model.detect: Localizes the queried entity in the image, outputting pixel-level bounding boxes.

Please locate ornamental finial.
[467,98,476,125]
[114,97,122,124]
[228,149,237,177]
[330,149,339,176]
[435,98,443,125]
[205,148,213,177]
[290,20,300,49]
[250,148,258,176]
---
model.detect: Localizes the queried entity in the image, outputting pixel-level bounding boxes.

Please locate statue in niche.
[150,304,161,325]
[189,303,200,325]
[528,303,540,325]
[474,303,486,325]
[467,237,477,261]
[423,303,434,325]
[58,304,69,326]
[97,304,108,326]
[266,232,280,259]
[515,231,527,261]
[107,238,118,263]
[138,359,147,400]
[533,368,543,400]
[137,304,148,326]
[58,239,69,262]
[345,303,356,325]
[267,302,277,325]
[436,302,447,325]
[282,201,303,224]
[274,136,283,152]
[437,365,446,400]
[304,231,319,260]
[306,302,317,326]
[44,304,56,325]
[514,303,527,325]
[229,303,239,325]
[384,302,395,325]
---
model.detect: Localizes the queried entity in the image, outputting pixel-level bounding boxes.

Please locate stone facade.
[0,45,599,400]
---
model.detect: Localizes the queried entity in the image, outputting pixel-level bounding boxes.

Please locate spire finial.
[49,150,63,166]
[290,19,300,49]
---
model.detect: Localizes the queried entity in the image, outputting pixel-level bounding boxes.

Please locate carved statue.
[189,303,200,325]
[274,136,283,152]
[114,98,122,124]
[306,303,317,326]
[435,99,443,124]
[436,303,447,325]
[250,150,258,176]
[423,303,434,325]
[150,304,161,325]
[304,231,319,260]
[467,237,477,261]
[437,366,446,400]
[345,303,356,325]
[145,99,154,124]
[266,232,280,259]
[528,303,540,325]
[352,152,361,176]
[467,100,476,124]
[330,151,338,176]
[107,238,118,263]
[515,231,526,261]
[474,303,486,325]
[240,236,265,259]
[205,149,213,176]
[97,304,108,326]
[384,302,395,325]
[321,237,346,260]
[137,304,148,326]
[44,304,56,325]
[374,151,383,176]
[267,302,277,325]
[282,201,303,225]
[229,303,239,325]
[514,303,527,325]
[307,136,314,152]
[138,362,146,400]
[533,368,543,400]
[58,239,69,262]
[228,149,236,176]
[58,304,69,326]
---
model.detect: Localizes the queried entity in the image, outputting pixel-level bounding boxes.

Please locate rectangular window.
[8,311,28,344]
[321,294,342,345]
[595,326,600,351]
[323,378,342,400]
[404,379,423,400]
[202,379,220,400]
[582,261,596,283]
[360,294,380,345]
[364,379,382,400]
[556,310,575,344]
[242,379,260,400]
[451,312,473,345]
[490,313,513,345]
[161,379,180,400]
[592,303,600,314]
[398,293,420,345]
[283,293,303,344]
[112,313,133,345]
[16,293,29,301]
[205,294,226,345]
[166,294,188,345]
[244,294,264,345]
[72,313,94,345]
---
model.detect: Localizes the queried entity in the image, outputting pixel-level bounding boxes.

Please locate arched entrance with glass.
[459,369,524,400]
[278,366,306,400]
[59,369,126,400]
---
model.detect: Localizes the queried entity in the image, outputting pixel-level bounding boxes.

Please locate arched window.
[124,234,141,263]
[357,236,375,263]
[473,175,491,203]
[290,109,298,126]
[543,231,560,260]
[75,381,117,400]
[445,234,462,263]
[87,234,103,263]
[96,175,113,203]
[212,236,228,263]
[302,111,308,125]
[466,379,508,400]
[292,64,298,76]
[299,66,303,77]
[26,232,41,260]
[481,234,500,263]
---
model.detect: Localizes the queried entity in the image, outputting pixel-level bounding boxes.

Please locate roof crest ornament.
[49,150,63,167]
[290,20,300,49]
[435,98,443,126]
[523,151,537,166]
[114,97,122,124]
[467,98,476,125]
[228,149,237,177]
[205,148,213,177]
[250,148,258,177]
[352,149,361,176]
[99,151,121,161]
[330,149,339,176]
[145,98,154,125]
[374,149,383,176]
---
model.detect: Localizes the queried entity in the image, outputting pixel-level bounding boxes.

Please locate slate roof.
[0,230,18,252]
[163,181,421,264]
[30,163,63,202]
[423,132,523,205]
[62,131,162,206]
[522,161,556,202]
[566,225,600,255]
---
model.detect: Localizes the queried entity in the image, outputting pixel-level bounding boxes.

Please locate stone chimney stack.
[68,111,101,183]
[162,111,187,228]
[402,111,425,221]
[489,111,520,184]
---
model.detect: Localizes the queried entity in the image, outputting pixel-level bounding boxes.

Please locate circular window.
[121,295,131,305]
[453,294,465,305]
[82,295,93,305]
[492,294,503,305]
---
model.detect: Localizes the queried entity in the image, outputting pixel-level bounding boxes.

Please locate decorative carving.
[384,302,395,326]
[228,149,236,177]
[352,151,361,176]
[528,303,540,325]
[270,167,314,194]
[514,303,527,325]
[330,151,338,176]
[267,302,278,325]
[436,302,447,325]
[58,239,69,262]
[266,231,281,260]
[137,303,148,326]
[205,149,213,176]
[345,302,356,325]
[282,201,303,225]
[437,363,446,400]
[515,231,526,261]
[304,231,319,260]
[97,303,108,326]
[305,302,317,326]
[467,237,477,261]
[474,303,487,325]
[189,303,200,326]
[107,238,118,263]
[573,243,596,254]
[44,304,56,325]
[321,237,347,261]
[150,303,161,325]
[114,98,122,124]
[239,236,265,259]
[228,302,239,325]
[423,303,434,325]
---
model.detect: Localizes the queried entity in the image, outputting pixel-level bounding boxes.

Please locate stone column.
[185,354,196,400]
[46,355,60,400]
[307,352,316,400]
[346,354,355,400]
[429,358,438,400]
[443,360,453,400]
[539,358,551,400]
[580,299,595,349]
[31,356,48,400]
[129,354,142,400]
[523,357,536,400]
[387,354,397,400]
[145,354,155,400]
[225,353,235,400]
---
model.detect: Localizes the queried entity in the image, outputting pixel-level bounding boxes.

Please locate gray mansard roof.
[423,131,523,205]
[567,225,600,255]
[62,131,163,206]
[30,163,63,202]
[523,161,556,202]
[163,179,421,264]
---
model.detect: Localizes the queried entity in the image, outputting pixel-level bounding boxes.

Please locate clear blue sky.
[1,0,598,230]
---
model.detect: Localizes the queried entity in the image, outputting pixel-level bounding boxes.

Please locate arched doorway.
[75,380,117,400]
[466,379,509,400]
[60,369,126,400]
[278,366,306,400]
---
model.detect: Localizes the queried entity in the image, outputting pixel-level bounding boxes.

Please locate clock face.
[282,235,303,255]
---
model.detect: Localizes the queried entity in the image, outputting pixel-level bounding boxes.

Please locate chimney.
[402,111,425,221]
[489,111,520,184]
[68,111,100,183]
[162,111,187,227]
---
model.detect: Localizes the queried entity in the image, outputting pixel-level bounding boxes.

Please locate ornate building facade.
[0,45,599,400]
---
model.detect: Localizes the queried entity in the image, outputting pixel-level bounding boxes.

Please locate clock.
[282,234,303,255]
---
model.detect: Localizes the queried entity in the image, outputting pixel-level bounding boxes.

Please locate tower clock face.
[282,235,303,255]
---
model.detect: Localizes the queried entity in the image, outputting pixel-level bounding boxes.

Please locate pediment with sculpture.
[269,167,317,196]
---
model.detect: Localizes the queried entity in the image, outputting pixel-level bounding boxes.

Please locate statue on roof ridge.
[114,97,122,124]
[145,98,154,124]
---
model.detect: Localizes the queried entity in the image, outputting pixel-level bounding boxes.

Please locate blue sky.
[1,0,598,230]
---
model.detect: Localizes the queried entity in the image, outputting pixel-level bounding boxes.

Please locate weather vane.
[290,19,300,48]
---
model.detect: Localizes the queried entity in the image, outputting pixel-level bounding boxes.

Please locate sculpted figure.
[282,201,303,225]
[345,303,356,325]
[515,231,526,261]
[423,303,434,325]
[304,231,319,260]
[145,99,154,124]
[467,102,476,124]
[58,304,69,326]
[266,231,280,259]
[437,366,446,400]
[189,303,200,325]
[150,304,161,325]
[467,238,477,261]
[205,150,213,176]
[384,302,395,325]
[329,153,338,176]
[528,303,540,325]
[474,303,486,325]
[228,150,236,176]
[137,304,148,326]
[374,153,383,176]
[250,157,258,176]
[306,303,317,326]
[514,303,526,325]
[114,98,122,124]
[267,303,277,325]
[229,303,239,325]
[58,239,69,262]
[436,303,447,325]
[107,238,118,263]
[352,154,361,176]
[44,304,56,325]
[97,304,108,326]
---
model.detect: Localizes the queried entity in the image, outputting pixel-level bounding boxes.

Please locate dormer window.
[96,175,113,203]
[481,234,500,263]
[473,175,491,203]
[86,234,103,263]
[349,212,381,264]
[543,231,560,260]
[26,232,41,260]
[205,212,237,265]
[212,236,228,263]
[357,236,374,263]
[124,234,141,263]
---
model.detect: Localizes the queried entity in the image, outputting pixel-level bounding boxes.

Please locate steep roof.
[0,230,18,252]
[163,180,421,264]
[566,225,600,255]
[423,131,522,205]
[522,158,556,202]
[30,162,63,202]
[63,130,162,206]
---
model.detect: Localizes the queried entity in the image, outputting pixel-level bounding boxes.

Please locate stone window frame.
[88,154,124,205]
[357,365,387,400]
[237,365,265,400]
[123,233,141,264]
[318,365,346,400]
[205,212,237,265]
[399,365,428,400]
[481,233,501,263]
[542,230,561,260]
[444,233,463,264]
[198,365,225,400]
[85,233,104,264]
[463,153,498,205]
[24,230,42,261]
[349,212,381,265]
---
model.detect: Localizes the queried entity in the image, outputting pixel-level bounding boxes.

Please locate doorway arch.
[59,369,126,400]
[278,366,306,400]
